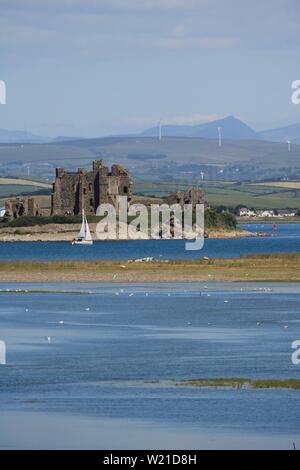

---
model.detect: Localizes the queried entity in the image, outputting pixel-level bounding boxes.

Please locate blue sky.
[0,0,300,137]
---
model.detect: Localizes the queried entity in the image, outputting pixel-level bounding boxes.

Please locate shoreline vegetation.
[0,208,261,242]
[0,254,299,282]
[0,223,257,242]
[173,378,300,390]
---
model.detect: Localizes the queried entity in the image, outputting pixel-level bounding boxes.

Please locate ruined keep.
[5,196,42,219]
[165,188,205,207]
[51,160,132,216]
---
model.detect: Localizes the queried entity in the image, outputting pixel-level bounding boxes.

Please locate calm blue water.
[0,224,300,261]
[0,282,300,449]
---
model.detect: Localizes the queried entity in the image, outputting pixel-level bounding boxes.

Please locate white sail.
[84,216,93,241]
[72,209,93,245]
[78,211,86,239]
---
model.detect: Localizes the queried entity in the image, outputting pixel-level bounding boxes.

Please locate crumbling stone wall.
[5,197,42,219]
[165,188,205,207]
[51,160,132,216]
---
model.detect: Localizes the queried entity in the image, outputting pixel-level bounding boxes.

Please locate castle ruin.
[165,188,205,207]
[5,196,42,220]
[51,160,132,216]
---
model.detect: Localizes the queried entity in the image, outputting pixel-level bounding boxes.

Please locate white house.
[238,207,256,217]
[256,209,275,218]
[276,209,296,217]
[0,207,6,218]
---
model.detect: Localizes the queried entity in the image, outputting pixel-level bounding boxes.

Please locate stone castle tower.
[51,160,132,216]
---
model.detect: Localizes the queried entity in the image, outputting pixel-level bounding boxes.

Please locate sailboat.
[72,210,93,245]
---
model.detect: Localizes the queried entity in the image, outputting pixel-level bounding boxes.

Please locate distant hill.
[258,123,300,144]
[141,116,258,140]
[52,135,84,143]
[0,128,52,144]
[2,116,300,146]
[0,129,86,145]
[1,135,300,183]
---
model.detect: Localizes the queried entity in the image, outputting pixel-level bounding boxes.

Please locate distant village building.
[51,160,132,215]
[276,209,296,217]
[0,207,6,218]
[238,207,256,217]
[238,207,297,218]
[256,209,276,218]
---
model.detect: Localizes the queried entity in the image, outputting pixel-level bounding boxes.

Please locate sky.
[0,0,300,137]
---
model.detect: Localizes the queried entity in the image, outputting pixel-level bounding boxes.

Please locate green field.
[1,173,300,211]
[0,177,51,188]
[0,136,300,184]
[0,176,52,199]
[134,179,300,209]
[252,181,300,189]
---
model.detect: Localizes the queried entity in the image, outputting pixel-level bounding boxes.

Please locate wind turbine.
[218,127,222,147]
[158,120,162,141]
[23,163,31,176]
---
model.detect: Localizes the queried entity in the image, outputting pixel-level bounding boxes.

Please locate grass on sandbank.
[0,253,299,282]
[175,378,300,390]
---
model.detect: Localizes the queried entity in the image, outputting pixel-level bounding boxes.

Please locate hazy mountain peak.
[141,115,257,140]
[0,128,52,144]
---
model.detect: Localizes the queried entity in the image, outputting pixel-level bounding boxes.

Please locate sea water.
[0,282,299,449]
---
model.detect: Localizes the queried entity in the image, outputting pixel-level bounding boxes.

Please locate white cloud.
[1,0,300,66]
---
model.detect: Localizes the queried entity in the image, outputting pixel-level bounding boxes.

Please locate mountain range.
[141,116,257,140]
[0,128,52,144]
[1,116,300,144]
[141,116,300,144]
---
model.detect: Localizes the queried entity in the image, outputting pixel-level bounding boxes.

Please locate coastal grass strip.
[0,253,300,282]
[175,378,300,390]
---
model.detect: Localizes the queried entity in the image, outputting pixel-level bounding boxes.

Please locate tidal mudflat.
[0,281,300,449]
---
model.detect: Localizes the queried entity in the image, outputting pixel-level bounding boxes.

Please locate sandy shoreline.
[0,223,258,242]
